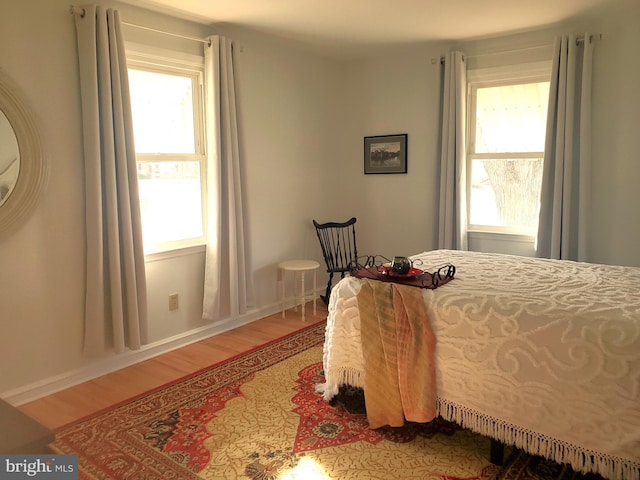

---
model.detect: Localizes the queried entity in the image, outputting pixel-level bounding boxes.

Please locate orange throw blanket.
[358,279,437,429]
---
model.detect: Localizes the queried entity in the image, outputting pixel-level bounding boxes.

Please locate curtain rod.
[69,5,211,46]
[435,33,602,64]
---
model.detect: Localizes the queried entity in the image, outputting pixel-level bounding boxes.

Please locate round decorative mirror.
[0,69,48,241]
[0,109,20,207]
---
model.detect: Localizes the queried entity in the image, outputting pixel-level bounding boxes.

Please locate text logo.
[0,455,77,479]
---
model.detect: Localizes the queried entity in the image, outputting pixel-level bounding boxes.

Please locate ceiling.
[123,0,616,58]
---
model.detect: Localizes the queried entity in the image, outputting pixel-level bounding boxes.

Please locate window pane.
[469,157,543,232]
[137,161,203,249]
[475,82,549,153]
[129,69,196,154]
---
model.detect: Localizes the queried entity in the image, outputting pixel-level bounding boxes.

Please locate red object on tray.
[378,266,425,278]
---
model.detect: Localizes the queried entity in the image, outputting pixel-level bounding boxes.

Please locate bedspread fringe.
[437,398,639,480]
[316,367,365,401]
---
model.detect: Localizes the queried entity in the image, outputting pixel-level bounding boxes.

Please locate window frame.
[126,43,208,256]
[466,61,551,236]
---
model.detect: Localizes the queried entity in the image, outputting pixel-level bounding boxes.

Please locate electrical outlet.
[168,293,179,311]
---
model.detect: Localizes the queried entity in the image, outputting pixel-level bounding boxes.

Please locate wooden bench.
[0,398,54,453]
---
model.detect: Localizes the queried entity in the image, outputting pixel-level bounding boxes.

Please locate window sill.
[467,230,535,243]
[144,244,206,263]
[467,231,536,257]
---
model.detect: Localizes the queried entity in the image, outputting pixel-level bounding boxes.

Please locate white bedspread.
[322,250,640,480]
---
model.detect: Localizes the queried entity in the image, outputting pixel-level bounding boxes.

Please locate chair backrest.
[313,217,358,274]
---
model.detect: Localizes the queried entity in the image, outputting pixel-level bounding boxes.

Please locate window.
[467,64,550,235]
[127,46,206,255]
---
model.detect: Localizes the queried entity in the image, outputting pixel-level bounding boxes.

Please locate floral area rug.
[51,322,599,480]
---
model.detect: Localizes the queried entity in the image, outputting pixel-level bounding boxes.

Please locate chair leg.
[321,272,334,306]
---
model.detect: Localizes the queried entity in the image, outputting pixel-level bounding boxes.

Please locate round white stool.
[278,260,320,322]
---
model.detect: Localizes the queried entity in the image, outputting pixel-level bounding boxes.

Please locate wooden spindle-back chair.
[312,217,358,305]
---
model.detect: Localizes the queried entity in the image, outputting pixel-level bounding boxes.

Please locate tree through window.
[468,73,550,235]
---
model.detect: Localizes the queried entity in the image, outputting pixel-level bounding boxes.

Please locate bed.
[320,249,640,480]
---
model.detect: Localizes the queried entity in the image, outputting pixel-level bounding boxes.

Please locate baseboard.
[2,302,286,406]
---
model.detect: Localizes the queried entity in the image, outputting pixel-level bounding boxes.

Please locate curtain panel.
[536,34,594,261]
[73,5,148,354]
[202,36,252,321]
[438,51,468,251]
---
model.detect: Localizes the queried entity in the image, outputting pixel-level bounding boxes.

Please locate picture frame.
[364,134,407,174]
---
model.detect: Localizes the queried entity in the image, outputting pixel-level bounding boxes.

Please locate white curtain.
[438,52,468,251]
[73,5,147,354]
[202,36,252,321]
[536,34,594,261]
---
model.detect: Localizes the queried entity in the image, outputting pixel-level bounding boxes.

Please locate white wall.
[0,0,338,400]
[137,22,343,344]
[1,0,638,401]
[338,0,640,266]
[217,24,341,307]
[588,0,640,266]
[1,0,87,396]
[331,45,447,261]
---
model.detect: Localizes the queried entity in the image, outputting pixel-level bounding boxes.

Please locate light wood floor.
[18,302,327,431]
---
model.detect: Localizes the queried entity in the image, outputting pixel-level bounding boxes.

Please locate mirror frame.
[0,69,48,241]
